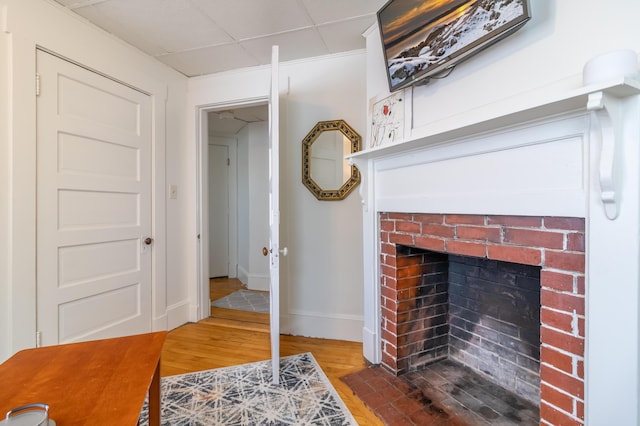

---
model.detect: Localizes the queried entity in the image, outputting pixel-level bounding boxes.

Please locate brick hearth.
[379,213,585,425]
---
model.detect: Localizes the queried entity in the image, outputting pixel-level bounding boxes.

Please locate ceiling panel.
[240,28,329,65]
[192,0,312,40]
[302,0,387,24]
[318,16,379,53]
[74,0,232,54]
[52,0,385,77]
[158,43,259,77]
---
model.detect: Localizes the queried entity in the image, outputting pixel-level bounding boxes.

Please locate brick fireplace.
[349,72,640,424]
[379,213,585,424]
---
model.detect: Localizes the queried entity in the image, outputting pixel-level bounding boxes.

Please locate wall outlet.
[169,184,178,199]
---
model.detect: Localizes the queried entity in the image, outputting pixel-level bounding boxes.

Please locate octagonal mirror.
[302,120,361,201]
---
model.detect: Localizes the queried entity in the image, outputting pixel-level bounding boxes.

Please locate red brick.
[396,221,421,234]
[396,254,424,267]
[577,400,585,420]
[576,276,585,295]
[422,223,455,238]
[397,299,419,312]
[388,213,413,221]
[541,345,573,374]
[445,214,485,225]
[397,264,423,279]
[413,213,444,224]
[541,270,574,292]
[544,217,585,231]
[540,401,583,426]
[487,244,541,265]
[389,233,414,246]
[414,235,445,252]
[545,250,585,273]
[541,289,585,316]
[381,284,397,299]
[376,403,406,425]
[379,212,390,221]
[380,264,396,279]
[578,318,585,338]
[396,276,422,290]
[567,232,585,252]
[456,225,502,243]
[446,240,487,258]
[381,328,397,344]
[384,320,397,336]
[577,359,584,379]
[380,243,396,256]
[504,228,564,249]
[541,382,575,416]
[380,220,395,231]
[541,326,584,357]
[381,306,397,323]
[382,254,397,268]
[541,307,574,334]
[383,297,398,311]
[382,275,397,290]
[380,231,390,244]
[487,215,543,227]
[541,364,584,399]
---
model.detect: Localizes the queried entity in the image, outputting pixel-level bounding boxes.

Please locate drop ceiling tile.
[317,16,376,53]
[192,0,313,40]
[240,28,329,64]
[157,43,259,77]
[302,0,387,24]
[75,0,232,54]
[53,0,108,6]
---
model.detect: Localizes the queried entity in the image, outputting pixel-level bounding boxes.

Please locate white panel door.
[269,46,282,384]
[208,144,229,278]
[36,50,152,346]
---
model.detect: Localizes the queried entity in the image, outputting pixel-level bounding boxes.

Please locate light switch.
[169,184,178,199]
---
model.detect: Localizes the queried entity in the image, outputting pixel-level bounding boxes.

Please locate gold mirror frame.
[302,120,361,201]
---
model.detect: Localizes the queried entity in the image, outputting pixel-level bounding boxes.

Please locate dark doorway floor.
[341,359,539,425]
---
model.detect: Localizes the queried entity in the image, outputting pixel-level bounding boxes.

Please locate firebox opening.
[387,245,541,418]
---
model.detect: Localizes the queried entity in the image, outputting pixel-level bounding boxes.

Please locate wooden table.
[0,331,166,425]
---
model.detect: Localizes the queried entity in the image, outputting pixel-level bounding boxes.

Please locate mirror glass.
[309,131,351,189]
[302,120,361,201]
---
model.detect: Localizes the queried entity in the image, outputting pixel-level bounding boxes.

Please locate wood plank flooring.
[160,278,383,425]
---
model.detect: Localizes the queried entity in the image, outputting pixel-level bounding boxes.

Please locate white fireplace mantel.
[351,76,640,425]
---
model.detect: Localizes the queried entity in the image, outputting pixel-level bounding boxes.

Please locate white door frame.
[195,97,269,321]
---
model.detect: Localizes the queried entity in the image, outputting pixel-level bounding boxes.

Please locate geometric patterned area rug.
[211,289,270,314]
[138,352,357,425]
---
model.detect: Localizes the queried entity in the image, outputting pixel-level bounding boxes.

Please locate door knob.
[262,247,269,256]
[144,237,154,245]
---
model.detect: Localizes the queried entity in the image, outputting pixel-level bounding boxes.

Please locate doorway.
[203,103,270,325]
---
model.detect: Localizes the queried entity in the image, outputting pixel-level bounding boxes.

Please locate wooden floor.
[160,278,383,425]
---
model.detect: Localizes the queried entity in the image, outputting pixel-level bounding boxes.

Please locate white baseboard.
[237,266,249,286]
[152,314,167,331]
[166,300,192,330]
[362,326,381,364]
[282,310,363,342]
[237,266,269,291]
[247,274,269,291]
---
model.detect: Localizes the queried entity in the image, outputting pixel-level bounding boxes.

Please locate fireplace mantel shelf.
[349,76,640,162]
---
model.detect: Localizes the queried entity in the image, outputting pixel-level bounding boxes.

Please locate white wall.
[189,52,366,341]
[0,0,189,360]
[368,0,640,132]
[236,122,270,291]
